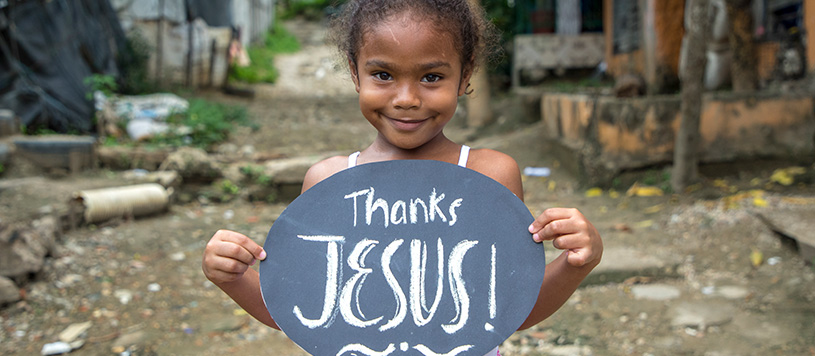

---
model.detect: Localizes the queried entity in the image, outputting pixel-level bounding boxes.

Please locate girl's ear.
[348,57,361,93]
[458,66,474,96]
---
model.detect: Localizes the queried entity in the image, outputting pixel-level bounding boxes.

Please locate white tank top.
[348,145,471,168]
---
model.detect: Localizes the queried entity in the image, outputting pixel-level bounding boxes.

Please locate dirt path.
[2,19,814,356]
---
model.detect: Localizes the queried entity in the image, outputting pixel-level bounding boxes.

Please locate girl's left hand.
[528,208,603,268]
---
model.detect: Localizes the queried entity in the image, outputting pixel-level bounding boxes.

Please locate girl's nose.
[393,82,421,110]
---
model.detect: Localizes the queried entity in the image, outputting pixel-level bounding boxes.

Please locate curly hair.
[328,0,501,75]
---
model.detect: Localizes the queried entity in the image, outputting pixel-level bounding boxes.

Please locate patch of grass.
[229,22,300,84]
[280,0,336,20]
[147,99,256,149]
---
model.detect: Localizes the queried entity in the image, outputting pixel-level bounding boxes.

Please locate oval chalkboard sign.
[260,160,545,356]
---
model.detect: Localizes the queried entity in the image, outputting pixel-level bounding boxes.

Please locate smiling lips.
[383,114,430,131]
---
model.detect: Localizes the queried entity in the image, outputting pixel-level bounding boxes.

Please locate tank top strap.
[458,145,470,168]
[348,151,360,168]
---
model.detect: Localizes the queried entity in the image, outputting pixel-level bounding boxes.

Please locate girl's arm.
[202,229,279,329]
[470,149,603,330]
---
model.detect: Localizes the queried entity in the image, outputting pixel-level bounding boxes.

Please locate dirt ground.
[2,20,815,356]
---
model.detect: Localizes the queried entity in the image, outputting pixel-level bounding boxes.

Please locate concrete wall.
[541,92,815,184]
[604,0,815,92]
[111,0,275,88]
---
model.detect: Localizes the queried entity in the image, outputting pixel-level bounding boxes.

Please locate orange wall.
[653,0,685,76]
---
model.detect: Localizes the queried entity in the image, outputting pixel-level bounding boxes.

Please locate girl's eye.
[422,74,441,83]
[374,72,392,81]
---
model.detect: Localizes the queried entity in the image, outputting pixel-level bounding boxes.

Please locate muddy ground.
[2,20,815,356]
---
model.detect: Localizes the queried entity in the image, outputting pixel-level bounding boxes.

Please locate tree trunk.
[466,67,493,128]
[725,0,758,92]
[672,0,710,192]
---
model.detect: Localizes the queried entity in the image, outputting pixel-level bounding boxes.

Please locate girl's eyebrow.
[364,59,452,71]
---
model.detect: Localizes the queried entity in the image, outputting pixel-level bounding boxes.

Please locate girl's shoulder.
[302,155,349,193]
[467,148,524,199]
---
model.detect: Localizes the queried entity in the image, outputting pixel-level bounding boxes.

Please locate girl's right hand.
[202,229,267,285]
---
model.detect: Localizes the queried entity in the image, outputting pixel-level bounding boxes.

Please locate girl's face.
[350,14,471,150]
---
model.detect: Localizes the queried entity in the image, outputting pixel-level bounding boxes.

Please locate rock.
[111,330,146,351]
[159,147,222,182]
[713,285,749,300]
[0,276,21,305]
[631,284,682,301]
[59,321,92,343]
[670,301,735,329]
[0,218,59,279]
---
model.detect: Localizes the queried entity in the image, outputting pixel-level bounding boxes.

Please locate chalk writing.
[292,235,496,334]
[344,187,463,227]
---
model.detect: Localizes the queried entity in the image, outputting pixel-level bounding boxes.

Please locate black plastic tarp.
[0,0,126,134]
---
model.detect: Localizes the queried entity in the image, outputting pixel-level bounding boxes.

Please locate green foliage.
[148,99,255,149]
[279,0,336,20]
[0,163,4,175]
[229,22,300,84]
[241,164,274,186]
[220,179,240,195]
[84,74,118,100]
[118,29,155,95]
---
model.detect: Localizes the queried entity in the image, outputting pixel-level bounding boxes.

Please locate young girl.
[202,0,603,354]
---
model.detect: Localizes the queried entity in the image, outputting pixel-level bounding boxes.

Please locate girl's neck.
[361,132,461,164]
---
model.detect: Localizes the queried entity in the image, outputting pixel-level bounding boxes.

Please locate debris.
[73,184,170,224]
[770,167,806,186]
[59,321,92,343]
[767,256,782,266]
[147,283,161,292]
[523,167,551,177]
[170,252,186,262]
[41,342,72,355]
[626,183,664,197]
[584,188,603,198]
[114,290,133,305]
[750,248,764,267]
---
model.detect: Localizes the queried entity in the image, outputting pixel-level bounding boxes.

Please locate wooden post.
[672,0,709,192]
[725,0,757,92]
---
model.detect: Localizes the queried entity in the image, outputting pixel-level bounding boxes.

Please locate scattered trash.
[767,256,782,266]
[750,248,764,267]
[223,210,234,220]
[109,93,189,141]
[523,166,551,177]
[170,252,186,262]
[147,283,161,292]
[59,321,92,343]
[626,183,664,197]
[770,166,806,186]
[585,187,603,198]
[613,223,632,232]
[41,341,72,355]
[73,183,171,224]
[114,290,133,305]
[701,286,715,295]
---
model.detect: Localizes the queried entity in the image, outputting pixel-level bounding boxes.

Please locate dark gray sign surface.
[260,160,545,355]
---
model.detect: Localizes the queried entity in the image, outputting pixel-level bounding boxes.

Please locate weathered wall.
[806,0,815,73]
[604,0,815,89]
[110,0,275,88]
[541,92,815,183]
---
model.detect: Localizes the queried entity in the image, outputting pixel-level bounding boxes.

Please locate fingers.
[202,230,266,284]
[215,229,267,261]
[529,208,603,268]
[528,208,582,242]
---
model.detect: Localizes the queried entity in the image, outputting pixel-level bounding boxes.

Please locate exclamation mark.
[486,244,497,331]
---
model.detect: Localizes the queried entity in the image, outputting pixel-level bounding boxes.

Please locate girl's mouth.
[386,115,429,131]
